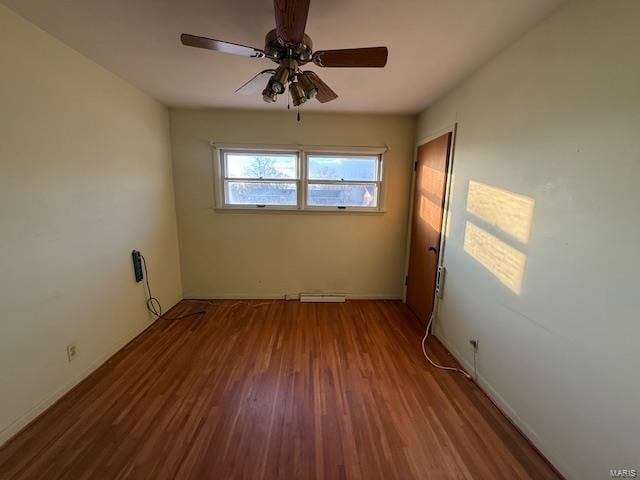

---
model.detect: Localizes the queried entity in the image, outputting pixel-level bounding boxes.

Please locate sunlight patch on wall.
[464,222,527,294]
[467,181,535,243]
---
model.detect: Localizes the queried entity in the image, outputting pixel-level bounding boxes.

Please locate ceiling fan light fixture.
[262,81,278,103]
[271,66,289,94]
[290,82,307,107]
[297,72,317,99]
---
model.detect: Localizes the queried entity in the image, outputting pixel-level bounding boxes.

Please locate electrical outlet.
[132,250,143,283]
[469,339,479,351]
[66,343,78,362]
[435,265,446,298]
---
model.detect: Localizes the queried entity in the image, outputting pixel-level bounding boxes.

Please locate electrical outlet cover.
[66,343,78,362]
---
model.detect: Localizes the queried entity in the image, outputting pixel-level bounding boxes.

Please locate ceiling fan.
[180,0,388,109]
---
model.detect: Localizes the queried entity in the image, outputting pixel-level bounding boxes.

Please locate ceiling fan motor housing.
[264,29,313,62]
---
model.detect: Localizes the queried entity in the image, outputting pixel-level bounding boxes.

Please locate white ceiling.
[2,0,561,113]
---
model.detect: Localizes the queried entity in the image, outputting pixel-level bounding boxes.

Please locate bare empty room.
[0,0,638,479]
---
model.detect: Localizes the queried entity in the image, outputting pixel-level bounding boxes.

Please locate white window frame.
[302,151,384,212]
[216,147,301,211]
[212,144,386,213]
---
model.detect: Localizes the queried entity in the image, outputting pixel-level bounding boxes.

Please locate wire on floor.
[226,301,273,312]
[140,254,208,321]
[422,296,472,380]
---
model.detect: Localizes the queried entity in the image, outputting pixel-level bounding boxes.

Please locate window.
[215,147,384,212]
[305,154,380,209]
[219,150,300,209]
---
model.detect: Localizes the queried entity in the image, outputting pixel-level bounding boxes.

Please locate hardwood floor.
[0,300,560,479]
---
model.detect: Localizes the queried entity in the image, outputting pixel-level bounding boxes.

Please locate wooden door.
[406,133,452,324]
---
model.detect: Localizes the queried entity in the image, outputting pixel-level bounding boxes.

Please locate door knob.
[428,246,439,254]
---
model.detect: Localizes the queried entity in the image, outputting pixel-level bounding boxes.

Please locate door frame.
[402,123,458,303]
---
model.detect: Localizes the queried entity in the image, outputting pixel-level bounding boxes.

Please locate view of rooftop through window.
[307,183,377,207]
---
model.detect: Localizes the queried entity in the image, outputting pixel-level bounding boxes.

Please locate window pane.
[226,181,297,206]
[225,153,297,179]
[307,155,378,181]
[307,183,378,208]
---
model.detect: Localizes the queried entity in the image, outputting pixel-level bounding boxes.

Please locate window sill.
[208,207,386,215]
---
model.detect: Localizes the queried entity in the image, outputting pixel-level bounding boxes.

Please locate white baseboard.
[344,294,402,300]
[0,303,178,447]
[0,343,125,446]
[435,332,570,479]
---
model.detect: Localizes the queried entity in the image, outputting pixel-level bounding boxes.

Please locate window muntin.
[216,148,383,211]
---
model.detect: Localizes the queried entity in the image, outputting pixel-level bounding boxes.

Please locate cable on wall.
[473,347,478,381]
[421,295,472,380]
[140,254,208,321]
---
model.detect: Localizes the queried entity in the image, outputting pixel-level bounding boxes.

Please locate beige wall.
[170,109,415,299]
[0,5,182,445]
[416,1,640,478]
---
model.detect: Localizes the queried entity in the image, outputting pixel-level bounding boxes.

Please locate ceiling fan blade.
[304,71,338,103]
[273,0,310,46]
[181,33,265,58]
[312,47,388,68]
[235,70,275,95]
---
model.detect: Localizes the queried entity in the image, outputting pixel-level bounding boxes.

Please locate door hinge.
[413,162,417,171]
[405,275,408,285]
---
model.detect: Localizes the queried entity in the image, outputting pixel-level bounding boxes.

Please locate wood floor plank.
[0,300,561,479]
